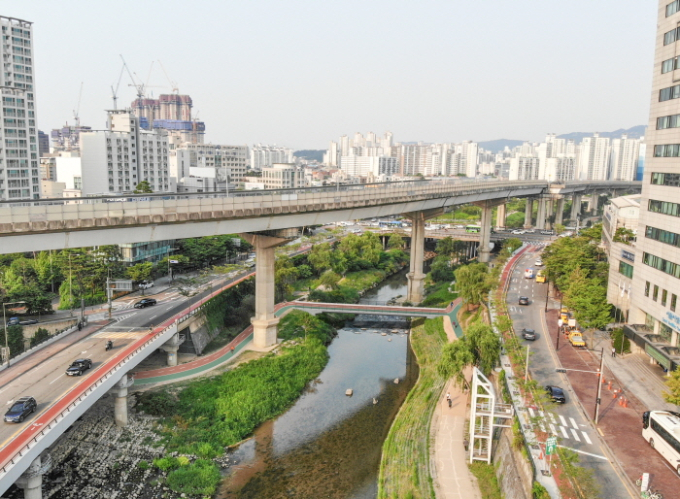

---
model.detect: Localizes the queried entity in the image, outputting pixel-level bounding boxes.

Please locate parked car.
[4,396,37,423]
[139,281,154,290]
[512,229,525,235]
[568,332,586,348]
[540,230,554,235]
[545,385,566,404]
[519,296,530,306]
[7,316,19,326]
[66,358,93,376]
[134,298,157,309]
[522,328,537,340]
[19,319,38,325]
[524,229,536,233]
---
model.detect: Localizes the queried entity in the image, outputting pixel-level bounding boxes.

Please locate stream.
[219,268,419,498]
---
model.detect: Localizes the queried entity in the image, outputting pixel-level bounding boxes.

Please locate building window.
[619,261,634,278]
[657,114,680,129]
[645,280,650,296]
[645,225,680,248]
[668,0,680,17]
[662,56,680,73]
[651,172,680,186]
[654,144,680,156]
[672,294,677,312]
[645,313,655,330]
[649,199,680,217]
[643,252,680,279]
[663,289,669,306]
[653,285,659,301]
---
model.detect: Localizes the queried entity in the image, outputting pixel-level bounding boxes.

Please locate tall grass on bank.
[138,321,330,456]
[378,317,448,498]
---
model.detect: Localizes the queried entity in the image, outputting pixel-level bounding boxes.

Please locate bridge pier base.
[160,332,183,367]
[406,212,426,303]
[16,455,50,499]
[588,193,600,213]
[524,199,533,228]
[112,374,134,427]
[242,232,290,348]
[496,203,506,228]
[478,202,493,263]
[536,197,547,230]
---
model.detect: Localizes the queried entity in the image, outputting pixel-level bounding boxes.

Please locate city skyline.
[6,1,655,149]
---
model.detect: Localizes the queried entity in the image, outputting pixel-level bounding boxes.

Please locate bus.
[642,410,680,474]
[465,225,481,233]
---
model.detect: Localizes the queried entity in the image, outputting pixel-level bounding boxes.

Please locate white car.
[512,230,525,235]
[535,260,543,266]
[524,229,535,233]
[139,281,154,290]
[454,225,465,229]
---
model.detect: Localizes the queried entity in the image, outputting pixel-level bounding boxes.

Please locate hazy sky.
[9,0,656,149]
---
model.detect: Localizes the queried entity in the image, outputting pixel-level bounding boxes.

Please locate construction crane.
[157,59,179,94]
[110,64,125,110]
[120,54,146,101]
[73,82,83,128]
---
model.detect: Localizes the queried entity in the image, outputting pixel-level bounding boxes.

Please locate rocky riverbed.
[4,394,233,499]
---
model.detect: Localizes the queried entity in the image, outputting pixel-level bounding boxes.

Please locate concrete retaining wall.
[494,427,533,499]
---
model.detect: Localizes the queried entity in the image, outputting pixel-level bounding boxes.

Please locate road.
[506,248,630,499]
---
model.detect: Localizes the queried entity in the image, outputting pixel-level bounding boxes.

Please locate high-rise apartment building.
[578,133,611,180]
[628,0,680,364]
[250,144,293,170]
[0,16,39,201]
[609,135,641,181]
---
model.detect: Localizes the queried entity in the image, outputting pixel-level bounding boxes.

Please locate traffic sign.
[546,436,557,455]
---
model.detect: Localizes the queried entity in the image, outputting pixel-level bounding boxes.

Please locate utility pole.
[525,345,530,380]
[594,348,604,424]
[107,274,112,320]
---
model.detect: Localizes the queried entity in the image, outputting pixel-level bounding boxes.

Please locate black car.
[4,396,37,423]
[66,358,92,376]
[522,328,537,340]
[519,296,530,306]
[545,385,566,404]
[134,298,157,309]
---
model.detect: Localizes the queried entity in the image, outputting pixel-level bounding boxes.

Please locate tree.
[438,321,500,387]
[503,238,523,254]
[308,243,332,274]
[553,223,565,235]
[664,368,680,406]
[318,270,341,290]
[429,256,454,283]
[387,233,404,250]
[435,237,456,257]
[274,256,298,301]
[580,223,603,241]
[5,325,24,358]
[134,180,153,194]
[454,263,491,310]
[562,266,611,329]
[30,327,50,347]
[127,263,154,294]
[613,227,635,244]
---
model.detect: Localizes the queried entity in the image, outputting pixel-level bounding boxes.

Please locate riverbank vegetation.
[137,310,334,496]
[378,317,448,499]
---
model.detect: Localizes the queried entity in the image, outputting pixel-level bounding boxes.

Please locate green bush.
[137,390,178,417]
[611,328,630,354]
[278,310,336,344]
[166,459,221,496]
[532,481,550,499]
[153,456,180,471]
[138,460,149,470]
[194,442,219,459]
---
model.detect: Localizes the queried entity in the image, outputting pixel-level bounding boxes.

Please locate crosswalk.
[527,408,593,444]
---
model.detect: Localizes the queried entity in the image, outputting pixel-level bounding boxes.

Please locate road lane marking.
[528,408,535,418]
[556,445,606,460]
[582,432,592,444]
[570,417,579,430]
[570,429,581,442]
[559,415,567,426]
[49,374,64,385]
[548,413,557,424]
[560,426,569,439]
[549,423,558,435]
[6,399,13,405]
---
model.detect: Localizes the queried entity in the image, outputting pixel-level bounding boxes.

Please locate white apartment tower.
[609,135,641,181]
[629,0,680,352]
[250,144,293,170]
[578,133,611,180]
[80,110,171,195]
[0,16,39,201]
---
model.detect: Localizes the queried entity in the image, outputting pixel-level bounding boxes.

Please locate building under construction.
[131,94,205,144]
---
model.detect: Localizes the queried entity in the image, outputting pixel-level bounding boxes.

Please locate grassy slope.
[378,317,448,499]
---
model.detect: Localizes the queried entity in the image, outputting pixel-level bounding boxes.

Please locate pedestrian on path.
[612,347,616,358]
[231,346,235,355]
[445,392,451,408]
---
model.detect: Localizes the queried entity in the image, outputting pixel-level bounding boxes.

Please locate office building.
[38,130,49,156]
[628,0,680,371]
[261,163,304,189]
[0,16,40,201]
[169,143,248,192]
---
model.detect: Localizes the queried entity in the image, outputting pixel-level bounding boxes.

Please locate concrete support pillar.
[15,455,50,499]
[478,202,493,263]
[570,194,582,221]
[536,198,547,230]
[555,197,565,225]
[160,332,183,367]
[406,212,426,303]
[495,203,506,228]
[242,233,289,348]
[524,199,533,228]
[588,193,600,213]
[111,374,134,427]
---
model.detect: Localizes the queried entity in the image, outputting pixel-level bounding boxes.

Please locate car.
[4,396,37,423]
[134,298,157,309]
[66,358,93,376]
[524,268,534,279]
[540,230,554,235]
[7,316,20,326]
[326,235,334,239]
[17,319,38,325]
[545,385,566,404]
[535,260,543,266]
[524,229,536,233]
[454,225,465,229]
[512,229,525,235]
[139,281,154,290]
[519,296,530,306]
[522,328,537,340]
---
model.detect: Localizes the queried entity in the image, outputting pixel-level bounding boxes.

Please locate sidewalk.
[430,315,481,499]
[545,309,678,498]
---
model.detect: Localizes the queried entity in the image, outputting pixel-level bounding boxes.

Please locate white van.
[524,268,534,279]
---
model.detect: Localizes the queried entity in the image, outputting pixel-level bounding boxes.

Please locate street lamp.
[3,301,26,366]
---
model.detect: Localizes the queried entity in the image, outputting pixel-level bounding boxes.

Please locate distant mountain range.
[294,150,325,162]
